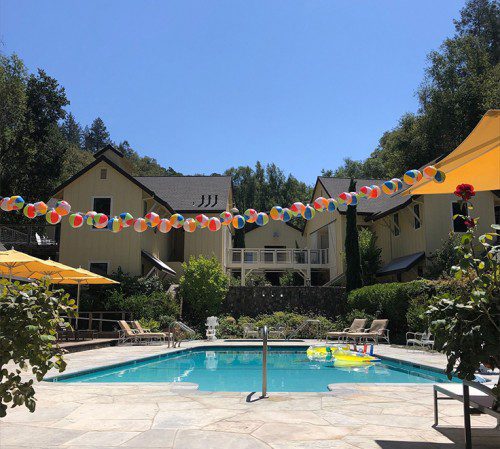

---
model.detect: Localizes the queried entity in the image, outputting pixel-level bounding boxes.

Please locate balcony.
[226,248,329,269]
[0,224,59,259]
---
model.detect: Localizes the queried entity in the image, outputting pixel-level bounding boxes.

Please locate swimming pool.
[51,346,456,392]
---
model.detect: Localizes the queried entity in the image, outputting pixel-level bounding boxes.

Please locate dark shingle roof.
[317,177,412,219]
[135,176,232,212]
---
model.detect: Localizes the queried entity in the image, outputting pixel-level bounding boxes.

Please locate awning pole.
[75,281,81,330]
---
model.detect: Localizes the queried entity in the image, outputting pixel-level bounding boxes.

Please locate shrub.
[217,315,242,339]
[425,233,461,279]
[0,280,76,417]
[347,280,431,343]
[104,290,179,322]
[138,318,160,332]
[279,271,303,286]
[245,272,271,287]
[179,255,229,326]
[406,295,433,332]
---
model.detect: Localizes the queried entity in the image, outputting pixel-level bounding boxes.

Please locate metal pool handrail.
[261,325,268,398]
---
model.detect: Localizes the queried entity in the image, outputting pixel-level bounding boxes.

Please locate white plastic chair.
[205,316,219,341]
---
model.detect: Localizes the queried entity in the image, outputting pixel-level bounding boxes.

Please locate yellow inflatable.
[306,345,380,366]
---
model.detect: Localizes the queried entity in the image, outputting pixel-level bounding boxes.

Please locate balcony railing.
[227,248,329,268]
[0,224,58,247]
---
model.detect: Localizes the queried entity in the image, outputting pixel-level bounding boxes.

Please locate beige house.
[53,145,233,280]
[304,177,500,284]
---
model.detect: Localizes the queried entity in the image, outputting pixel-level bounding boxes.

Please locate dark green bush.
[347,280,431,343]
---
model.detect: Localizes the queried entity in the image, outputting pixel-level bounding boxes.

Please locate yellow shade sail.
[405,109,500,195]
[49,267,118,285]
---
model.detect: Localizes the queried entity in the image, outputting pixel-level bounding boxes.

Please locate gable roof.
[52,155,175,214]
[135,176,232,213]
[93,144,124,159]
[317,177,412,220]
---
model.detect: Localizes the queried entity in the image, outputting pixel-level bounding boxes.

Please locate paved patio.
[1,341,498,448]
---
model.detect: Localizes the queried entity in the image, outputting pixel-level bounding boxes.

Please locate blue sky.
[1,0,465,184]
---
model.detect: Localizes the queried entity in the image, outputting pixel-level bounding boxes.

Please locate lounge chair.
[269,326,286,339]
[406,331,434,349]
[346,319,390,344]
[132,321,169,344]
[326,318,367,342]
[434,380,500,449]
[118,320,156,345]
[243,323,259,339]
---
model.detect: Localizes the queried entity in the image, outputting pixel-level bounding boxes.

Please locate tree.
[84,117,110,153]
[358,228,382,285]
[61,112,83,147]
[179,256,229,326]
[344,179,362,292]
[0,280,76,417]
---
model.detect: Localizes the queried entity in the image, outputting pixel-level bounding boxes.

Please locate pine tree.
[62,112,82,147]
[84,117,110,153]
[345,178,363,292]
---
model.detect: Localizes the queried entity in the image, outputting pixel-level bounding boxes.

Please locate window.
[100,168,107,179]
[393,213,400,236]
[143,200,148,216]
[89,262,108,276]
[452,202,468,232]
[93,197,111,216]
[413,204,421,229]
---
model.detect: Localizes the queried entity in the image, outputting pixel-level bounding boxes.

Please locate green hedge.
[347,280,433,343]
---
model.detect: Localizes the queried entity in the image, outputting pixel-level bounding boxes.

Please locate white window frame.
[88,260,110,276]
[393,213,401,237]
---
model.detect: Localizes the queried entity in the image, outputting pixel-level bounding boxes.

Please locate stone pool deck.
[1,341,499,448]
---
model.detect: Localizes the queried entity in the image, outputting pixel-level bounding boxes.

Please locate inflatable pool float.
[306,345,380,366]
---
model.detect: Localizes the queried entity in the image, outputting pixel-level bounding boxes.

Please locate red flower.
[464,218,476,229]
[454,184,475,201]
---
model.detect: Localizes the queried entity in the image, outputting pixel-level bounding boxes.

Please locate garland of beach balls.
[0,165,445,234]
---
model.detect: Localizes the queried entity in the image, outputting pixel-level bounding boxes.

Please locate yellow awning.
[49,267,118,285]
[405,109,500,195]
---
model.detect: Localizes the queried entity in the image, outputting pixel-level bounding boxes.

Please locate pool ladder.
[261,325,268,398]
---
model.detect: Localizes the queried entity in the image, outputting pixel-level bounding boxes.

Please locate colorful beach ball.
[220,211,233,226]
[9,196,25,211]
[301,205,316,220]
[391,178,403,191]
[34,201,48,216]
[349,192,358,206]
[403,170,423,185]
[45,209,61,225]
[338,192,352,205]
[359,186,372,198]
[281,208,293,222]
[270,206,283,220]
[208,217,221,232]
[0,197,14,212]
[145,212,160,228]
[313,197,328,212]
[158,218,172,233]
[232,215,246,229]
[85,211,97,226]
[230,207,239,215]
[170,213,185,229]
[434,170,446,183]
[244,208,258,223]
[134,218,147,232]
[23,203,36,219]
[290,202,305,215]
[93,213,109,229]
[423,165,437,179]
[327,198,338,213]
[255,212,269,226]
[119,212,134,227]
[382,180,397,195]
[107,217,123,233]
[183,218,197,233]
[195,213,209,228]
[369,185,381,199]
[55,200,71,216]
[69,213,84,228]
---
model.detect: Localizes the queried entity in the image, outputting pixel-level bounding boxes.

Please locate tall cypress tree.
[345,178,363,292]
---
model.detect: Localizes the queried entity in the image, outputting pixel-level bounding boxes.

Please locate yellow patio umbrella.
[405,109,500,195]
[0,250,89,281]
[49,268,118,323]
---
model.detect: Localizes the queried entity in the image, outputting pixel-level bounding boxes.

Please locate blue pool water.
[52,346,456,392]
